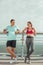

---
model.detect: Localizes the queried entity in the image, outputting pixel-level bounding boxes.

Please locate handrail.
[0,32,43,34]
[0,32,43,57]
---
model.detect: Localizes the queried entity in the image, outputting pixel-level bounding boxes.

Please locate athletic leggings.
[26,36,34,57]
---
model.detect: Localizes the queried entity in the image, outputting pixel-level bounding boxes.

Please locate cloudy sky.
[0,0,43,32]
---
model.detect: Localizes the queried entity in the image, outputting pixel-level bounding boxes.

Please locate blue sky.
[0,0,43,32]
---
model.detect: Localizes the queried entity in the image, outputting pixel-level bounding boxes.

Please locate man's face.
[11,21,15,26]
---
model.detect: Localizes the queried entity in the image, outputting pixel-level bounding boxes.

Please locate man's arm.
[15,26,21,34]
[3,26,8,34]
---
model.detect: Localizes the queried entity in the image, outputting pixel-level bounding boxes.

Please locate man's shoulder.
[14,25,17,28]
[6,25,10,28]
[7,25,10,27]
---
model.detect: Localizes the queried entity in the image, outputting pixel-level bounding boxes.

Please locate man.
[3,19,20,63]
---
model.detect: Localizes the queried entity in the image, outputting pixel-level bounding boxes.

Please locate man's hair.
[10,19,15,23]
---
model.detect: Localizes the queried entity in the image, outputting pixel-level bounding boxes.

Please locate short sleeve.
[6,26,9,32]
[15,25,20,31]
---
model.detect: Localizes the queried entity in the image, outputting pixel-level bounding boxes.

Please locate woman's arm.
[32,28,36,36]
[22,27,27,33]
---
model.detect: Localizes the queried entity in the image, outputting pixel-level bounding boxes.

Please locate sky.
[0,0,43,32]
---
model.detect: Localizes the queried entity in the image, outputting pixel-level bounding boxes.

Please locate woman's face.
[27,23,32,28]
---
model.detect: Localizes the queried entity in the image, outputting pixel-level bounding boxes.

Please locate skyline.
[0,0,43,32]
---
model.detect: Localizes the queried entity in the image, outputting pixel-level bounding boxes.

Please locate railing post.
[21,33,24,58]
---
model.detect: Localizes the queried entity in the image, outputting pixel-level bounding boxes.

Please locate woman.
[22,21,36,64]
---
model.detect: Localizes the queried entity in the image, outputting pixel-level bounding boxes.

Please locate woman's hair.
[10,19,15,23]
[27,21,32,27]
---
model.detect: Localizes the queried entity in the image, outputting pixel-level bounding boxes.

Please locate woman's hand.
[22,27,27,34]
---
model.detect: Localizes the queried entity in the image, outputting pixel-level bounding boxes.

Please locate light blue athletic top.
[6,25,19,40]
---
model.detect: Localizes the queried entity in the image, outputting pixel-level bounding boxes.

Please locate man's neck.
[11,25,14,27]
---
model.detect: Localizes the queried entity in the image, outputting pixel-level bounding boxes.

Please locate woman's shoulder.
[26,27,29,29]
[32,27,35,30]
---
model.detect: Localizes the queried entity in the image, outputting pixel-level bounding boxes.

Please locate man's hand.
[15,30,20,34]
[3,29,7,34]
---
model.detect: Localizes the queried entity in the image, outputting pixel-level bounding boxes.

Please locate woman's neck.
[28,27,32,30]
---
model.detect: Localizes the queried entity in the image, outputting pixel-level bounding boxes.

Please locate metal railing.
[0,32,43,57]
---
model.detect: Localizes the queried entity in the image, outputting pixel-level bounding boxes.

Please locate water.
[0,34,43,56]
